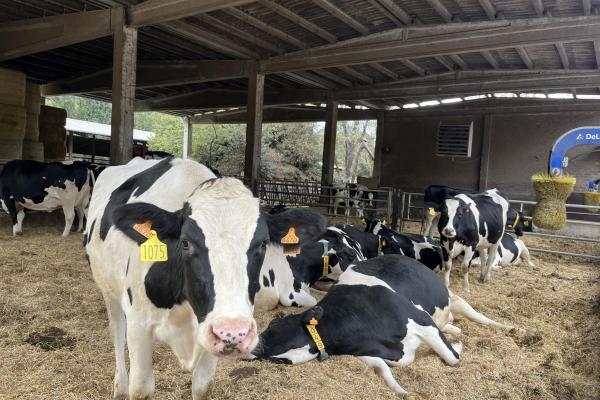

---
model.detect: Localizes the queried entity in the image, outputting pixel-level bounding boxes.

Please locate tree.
[335,120,376,183]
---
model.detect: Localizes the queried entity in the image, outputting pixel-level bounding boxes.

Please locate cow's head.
[506,208,528,236]
[251,306,324,364]
[438,198,477,240]
[111,178,326,357]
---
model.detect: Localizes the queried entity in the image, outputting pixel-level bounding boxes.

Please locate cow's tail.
[448,291,526,334]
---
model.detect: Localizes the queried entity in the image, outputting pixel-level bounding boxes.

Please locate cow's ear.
[265,208,327,244]
[112,202,190,245]
[301,306,324,324]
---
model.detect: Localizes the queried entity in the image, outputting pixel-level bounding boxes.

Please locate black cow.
[438,189,509,291]
[364,217,443,270]
[0,160,93,236]
[251,255,523,395]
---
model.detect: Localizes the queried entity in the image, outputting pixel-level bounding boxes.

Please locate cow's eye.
[181,239,190,250]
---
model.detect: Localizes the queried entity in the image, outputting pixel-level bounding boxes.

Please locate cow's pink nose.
[210,319,256,355]
[443,228,456,237]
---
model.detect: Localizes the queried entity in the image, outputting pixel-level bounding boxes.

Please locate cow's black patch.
[291,301,298,307]
[126,257,130,276]
[502,234,520,263]
[127,288,133,305]
[247,215,269,304]
[289,293,294,300]
[268,269,275,287]
[263,275,270,287]
[99,157,173,240]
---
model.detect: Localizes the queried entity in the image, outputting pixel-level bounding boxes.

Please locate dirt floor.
[0,213,598,400]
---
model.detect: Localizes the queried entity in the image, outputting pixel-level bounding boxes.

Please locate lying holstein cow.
[438,189,509,291]
[255,224,369,311]
[364,217,443,271]
[85,157,325,400]
[0,160,93,236]
[470,233,535,270]
[251,255,522,395]
[422,185,528,238]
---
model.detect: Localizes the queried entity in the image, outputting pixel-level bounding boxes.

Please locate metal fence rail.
[399,191,599,260]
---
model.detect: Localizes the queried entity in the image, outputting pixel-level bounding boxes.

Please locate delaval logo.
[576,130,600,140]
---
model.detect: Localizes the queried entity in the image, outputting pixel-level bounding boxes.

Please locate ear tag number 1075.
[140,230,168,262]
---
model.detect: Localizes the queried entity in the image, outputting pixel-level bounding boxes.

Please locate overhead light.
[419,100,440,107]
[402,103,419,109]
[493,92,517,98]
[441,97,463,104]
[576,94,600,99]
[519,93,547,98]
[547,93,574,99]
[388,106,400,110]
[464,94,487,100]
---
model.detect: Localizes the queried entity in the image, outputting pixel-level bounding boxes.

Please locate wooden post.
[182,116,193,159]
[244,63,264,194]
[68,130,74,159]
[479,114,492,191]
[372,110,385,184]
[321,93,338,186]
[110,9,137,166]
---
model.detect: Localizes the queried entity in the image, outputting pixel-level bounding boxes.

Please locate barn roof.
[65,118,154,141]
[2,0,600,116]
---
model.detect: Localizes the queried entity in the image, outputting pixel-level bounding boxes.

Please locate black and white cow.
[85,157,325,400]
[251,255,522,395]
[331,183,374,218]
[255,224,369,310]
[438,189,509,291]
[0,160,93,236]
[364,217,443,270]
[470,233,535,270]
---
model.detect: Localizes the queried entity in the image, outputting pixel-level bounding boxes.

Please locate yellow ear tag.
[428,207,436,216]
[140,230,168,262]
[524,220,529,227]
[281,227,300,244]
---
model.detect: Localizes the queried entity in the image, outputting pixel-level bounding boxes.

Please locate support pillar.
[182,116,193,159]
[372,110,385,184]
[320,93,338,186]
[479,114,492,191]
[244,63,264,195]
[110,9,137,166]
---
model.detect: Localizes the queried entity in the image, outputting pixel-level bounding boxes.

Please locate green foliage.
[46,96,111,124]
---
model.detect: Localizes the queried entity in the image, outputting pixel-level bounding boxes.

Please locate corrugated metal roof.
[65,118,154,141]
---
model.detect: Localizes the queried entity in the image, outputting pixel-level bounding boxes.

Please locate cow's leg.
[16,208,25,234]
[75,207,85,232]
[480,244,498,283]
[191,350,218,400]
[442,247,452,288]
[3,197,20,236]
[442,324,462,335]
[357,356,408,396]
[422,211,434,236]
[520,245,536,269]
[449,293,526,334]
[104,296,129,400]
[61,204,76,237]
[127,319,155,400]
[417,325,462,366]
[461,248,475,292]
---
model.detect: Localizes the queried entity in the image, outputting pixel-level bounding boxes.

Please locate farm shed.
[1,0,600,195]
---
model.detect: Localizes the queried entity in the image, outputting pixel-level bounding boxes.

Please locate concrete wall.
[378,104,600,200]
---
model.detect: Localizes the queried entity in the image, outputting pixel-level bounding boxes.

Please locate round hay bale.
[24,112,39,141]
[0,139,23,163]
[0,105,26,140]
[43,141,67,160]
[0,67,26,106]
[39,105,67,127]
[25,82,41,114]
[531,174,576,230]
[583,191,600,213]
[22,140,44,161]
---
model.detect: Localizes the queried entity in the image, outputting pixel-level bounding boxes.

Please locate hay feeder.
[531,174,576,231]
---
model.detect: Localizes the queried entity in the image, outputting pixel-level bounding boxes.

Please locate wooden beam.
[478,0,498,19]
[313,0,369,35]
[0,8,115,61]
[337,70,600,100]
[400,59,426,76]
[368,62,399,79]
[516,46,535,69]
[530,0,545,17]
[479,114,492,190]
[161,20,259,58]
[259,0,337,43]
[583,0,592,16]
[224,7,308,49]
[192,106,377,123]
[374,0,412,25]
[555,42,570,69]
[42,60,253,95]
[244,64,265,194]
[593,40,600,69]
[373,110,384,181]
[338,66,373,84]
[425,0,453,22]
[448,54,470,69]
[315,69,353,87]
[434,56,455,71]
[110,10,137,166]
[481,50,500,69]
[261,16,600,73]
[128,0,254,27]
[283,71,339,89]
[321,94,338,186]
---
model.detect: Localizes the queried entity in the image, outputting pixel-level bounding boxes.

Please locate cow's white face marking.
[442,199,460,237]
[336,265,396,292]
[273,344,316,364]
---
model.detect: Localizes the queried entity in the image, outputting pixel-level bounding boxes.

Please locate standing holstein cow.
[85,157,325,400]
[0,160,93,236]
[251,255,523,395]
[438,189,509,291]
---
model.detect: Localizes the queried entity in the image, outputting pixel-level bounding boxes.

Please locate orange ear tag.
[281,227,301,255]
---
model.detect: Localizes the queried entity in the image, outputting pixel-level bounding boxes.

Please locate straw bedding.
[0,213,598,400]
